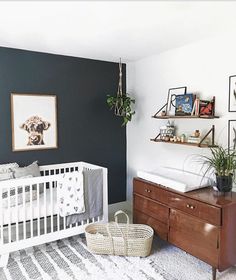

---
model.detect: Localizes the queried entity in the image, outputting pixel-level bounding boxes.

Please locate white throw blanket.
[57,170,85,217]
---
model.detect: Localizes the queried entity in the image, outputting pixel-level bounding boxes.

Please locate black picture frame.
[228,75,236,112]
[166,86,187,113]
[228,120,236,151]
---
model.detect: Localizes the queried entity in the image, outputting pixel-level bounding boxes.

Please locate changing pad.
[137,167,212,193]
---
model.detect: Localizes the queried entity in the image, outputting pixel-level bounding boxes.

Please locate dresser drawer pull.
[186,204,195,209]
[145,189,151,193]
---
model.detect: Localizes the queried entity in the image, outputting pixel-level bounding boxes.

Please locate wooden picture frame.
[11,93,58,151]
[228,75,236,112]
[228,120,236,151]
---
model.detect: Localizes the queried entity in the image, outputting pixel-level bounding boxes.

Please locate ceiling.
[0,1,236,62]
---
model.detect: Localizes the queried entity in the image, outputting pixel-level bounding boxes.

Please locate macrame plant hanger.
[114,58,125,116]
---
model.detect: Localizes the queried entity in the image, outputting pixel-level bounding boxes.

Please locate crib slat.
[0,187,3,244]
[23,185,26,240]
[63,217,66,230]
[8,188,11,243]
[44,183,47,234]
[30,184,33,238]
[57,185,60,231]
[50,181,53,233]
[15,186,19,242]
[37,183,40,236]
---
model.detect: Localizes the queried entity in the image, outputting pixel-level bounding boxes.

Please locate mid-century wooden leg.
[212,267,216,280]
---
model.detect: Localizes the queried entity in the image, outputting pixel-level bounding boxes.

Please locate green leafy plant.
[107,58,135,126]
[106,94,135,126]
[199,146,236,178]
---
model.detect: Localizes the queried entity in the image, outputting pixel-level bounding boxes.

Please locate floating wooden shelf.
[151,125,216,148]
[152,115,220,119]
[150,139,217,148]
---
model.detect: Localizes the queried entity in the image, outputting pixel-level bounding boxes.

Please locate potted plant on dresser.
[199,146,236,192]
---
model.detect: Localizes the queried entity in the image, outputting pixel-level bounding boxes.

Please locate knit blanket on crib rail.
[57,170,85,217]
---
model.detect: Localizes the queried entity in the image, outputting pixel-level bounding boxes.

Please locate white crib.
[0,161,108,267]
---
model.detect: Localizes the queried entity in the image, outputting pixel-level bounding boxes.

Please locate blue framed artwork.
[175,94,194,116]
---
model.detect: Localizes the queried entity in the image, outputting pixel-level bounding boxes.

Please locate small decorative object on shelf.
[194,129,200,138]
[161,110,166,116]
[180,134,186,143]
[106,58,135,126]
[160,121,175,142]
[187,130,203,144]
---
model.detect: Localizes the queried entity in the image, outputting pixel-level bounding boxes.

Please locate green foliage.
[199,146,236,178]
[106,94,135,126]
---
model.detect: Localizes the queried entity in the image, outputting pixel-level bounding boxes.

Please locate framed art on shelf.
[228,120,236,151]
[199,97,215,116]
[229,75,236,112]
[11,93,58,151]
[166,86,187,115]
[175,93,194,116]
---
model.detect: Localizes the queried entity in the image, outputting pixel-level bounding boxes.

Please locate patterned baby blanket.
[57,170,85,217]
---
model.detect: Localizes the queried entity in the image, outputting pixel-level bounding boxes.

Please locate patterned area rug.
[1,235,236,280]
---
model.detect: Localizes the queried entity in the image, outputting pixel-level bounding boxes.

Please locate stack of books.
[191,97,200,116]
[187,136,201,144]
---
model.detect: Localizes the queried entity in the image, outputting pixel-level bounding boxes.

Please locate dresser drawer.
[169,209,219,267]
[134,194,169,224]
[168,192,221,226]
[134,209,168,240]
[133,178,169,204]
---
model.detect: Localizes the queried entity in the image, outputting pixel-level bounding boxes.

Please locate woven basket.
[85,210,154,257]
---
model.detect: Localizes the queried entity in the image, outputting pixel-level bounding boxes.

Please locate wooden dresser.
[133,177,236,280]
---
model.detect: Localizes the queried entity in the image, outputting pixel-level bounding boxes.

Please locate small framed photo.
[199,99,214,116]
[11,93,58,151]
[166,86,187,114]
[228,120,236,151]
[229,75,236,112]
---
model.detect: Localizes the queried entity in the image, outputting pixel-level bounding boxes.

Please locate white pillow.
[0,162,19,174]
[12,161,40,178]
[0,172,14,181]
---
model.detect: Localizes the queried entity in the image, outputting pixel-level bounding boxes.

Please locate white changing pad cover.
[137,167,212,193]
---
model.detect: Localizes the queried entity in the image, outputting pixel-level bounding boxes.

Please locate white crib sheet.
[2,188,58,225]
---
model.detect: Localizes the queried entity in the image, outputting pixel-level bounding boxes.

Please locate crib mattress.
[2,189,58,225]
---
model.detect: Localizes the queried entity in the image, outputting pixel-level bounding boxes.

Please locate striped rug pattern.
[0,236,236,280]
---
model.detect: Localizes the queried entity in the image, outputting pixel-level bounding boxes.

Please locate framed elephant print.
[11,93,58,151]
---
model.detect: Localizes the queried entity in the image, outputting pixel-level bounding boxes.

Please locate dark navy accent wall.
[0,47,126,204]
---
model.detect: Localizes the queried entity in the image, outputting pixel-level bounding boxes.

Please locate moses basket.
[85,210,154,257]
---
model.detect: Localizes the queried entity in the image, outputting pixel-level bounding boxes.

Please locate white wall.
[127,33,236,201]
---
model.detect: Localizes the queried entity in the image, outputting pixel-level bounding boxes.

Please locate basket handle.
[106,221,127,256]
[114,210,130,225]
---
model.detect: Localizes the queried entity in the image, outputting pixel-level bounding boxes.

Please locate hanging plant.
[106,59,135,126]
